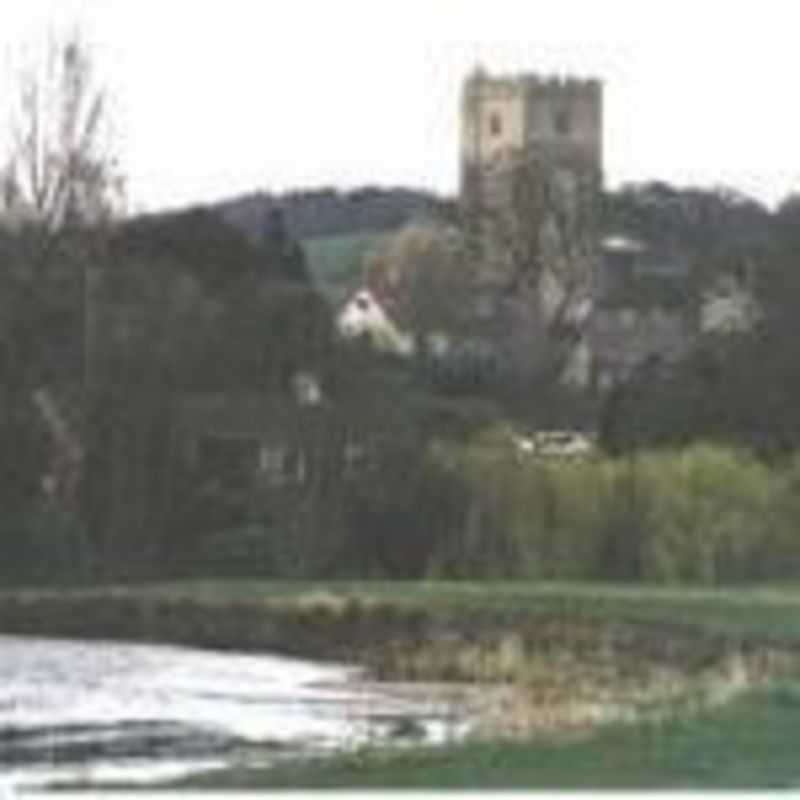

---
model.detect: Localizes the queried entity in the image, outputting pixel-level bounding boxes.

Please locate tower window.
[554,108,571,136]
[488,113,503,136]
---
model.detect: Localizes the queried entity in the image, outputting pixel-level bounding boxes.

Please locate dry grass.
[358,619,800,743]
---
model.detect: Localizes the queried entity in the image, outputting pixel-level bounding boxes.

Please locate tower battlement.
[463,68,602,98]
[460,66,604,210]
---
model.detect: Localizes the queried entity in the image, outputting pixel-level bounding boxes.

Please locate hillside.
[122,181,775,314]
[302,230,385,306]
[215,186,448,243]
[212,186,450,308]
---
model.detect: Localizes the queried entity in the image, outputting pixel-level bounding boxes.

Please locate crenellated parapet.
[461,66,603,183]
[461,66,603,229]
[463,67,601,99]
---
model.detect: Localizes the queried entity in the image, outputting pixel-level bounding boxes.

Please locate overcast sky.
[1,0,798,213]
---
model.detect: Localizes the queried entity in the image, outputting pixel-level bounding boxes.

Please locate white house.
[336,288,415,356]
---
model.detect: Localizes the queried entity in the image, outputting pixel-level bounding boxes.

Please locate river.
[0,634,474,790]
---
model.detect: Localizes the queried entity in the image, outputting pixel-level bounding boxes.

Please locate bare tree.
[1,30,123,374]
[2,31,123,239]
[364,222,479,352]
[0,31,122,533]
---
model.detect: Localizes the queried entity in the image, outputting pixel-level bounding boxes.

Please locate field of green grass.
[138,579,800,645]
[302,230,385,306]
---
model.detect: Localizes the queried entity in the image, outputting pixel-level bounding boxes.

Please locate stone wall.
[589,307,695,386]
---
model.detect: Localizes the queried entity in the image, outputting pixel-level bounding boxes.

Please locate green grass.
[302,230,385,306]
[181,683,800,789]
[130,579,800,645]
[10,579,800,646]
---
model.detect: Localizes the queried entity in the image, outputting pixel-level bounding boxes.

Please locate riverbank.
[4,581,800,788]
[8,580,800,644]
[181,682,800,789]
[3,581,800,674]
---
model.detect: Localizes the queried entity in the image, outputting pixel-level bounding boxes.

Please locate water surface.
[0,634,471,789]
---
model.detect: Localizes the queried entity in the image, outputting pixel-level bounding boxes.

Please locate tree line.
[2,34,800,585]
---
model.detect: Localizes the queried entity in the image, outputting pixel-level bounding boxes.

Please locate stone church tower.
[460,66,603,218]
[459,67,604,386]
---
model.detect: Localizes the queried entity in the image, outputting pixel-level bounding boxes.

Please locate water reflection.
[0,635,471,789]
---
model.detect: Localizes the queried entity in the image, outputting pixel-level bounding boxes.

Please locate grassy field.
[302,230,385,306]
[8,579,800,657]
[132,579,800,645]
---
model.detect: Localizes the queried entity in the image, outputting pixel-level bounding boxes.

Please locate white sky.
[1,0,799,213]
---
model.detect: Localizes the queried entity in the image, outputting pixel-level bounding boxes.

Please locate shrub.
[0,506,91,585]
[637,445,776,583]
[161,430,800,585]
[425,436,800,584]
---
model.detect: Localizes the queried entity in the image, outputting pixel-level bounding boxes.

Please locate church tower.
[459,68,604,386]
[460,66,603,217]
